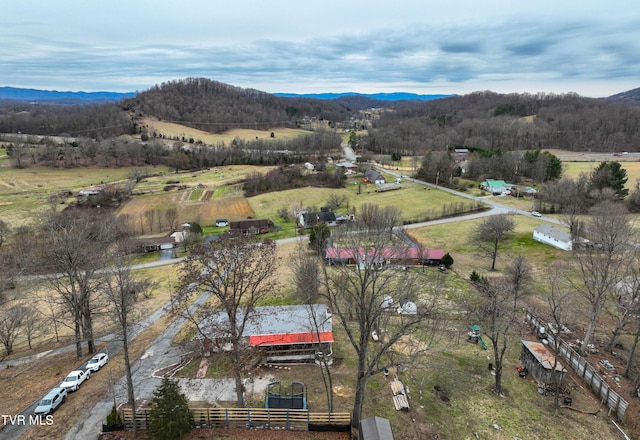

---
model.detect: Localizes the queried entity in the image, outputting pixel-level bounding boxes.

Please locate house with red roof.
[325,247,445,267]
[199,304,333,365]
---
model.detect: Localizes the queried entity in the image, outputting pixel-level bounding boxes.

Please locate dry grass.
[140,117,310,144]
[13,316,173,440]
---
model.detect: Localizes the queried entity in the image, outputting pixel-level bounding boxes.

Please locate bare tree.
[289,242,333,411]
[569,200,633,356]
[165,207,179,232]
[21,305,43,350]
[290,242,322,302]
[505,254,532,311]
[473,275,517,395]
[543,266,575,414]
[0,304,25,355]
[357,203,401,240]
[605,264,640,353]
[473,214,515,271]
[326,193,348,211]
[320,213,437,437]
[144,209,156,233]
[174,237,280,407]
[104,254,149,438]
[39,291,66,343]
[0,219,9,249]
[39,212,116,358]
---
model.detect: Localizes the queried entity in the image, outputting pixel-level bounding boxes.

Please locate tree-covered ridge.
[364,91,640,155]
[124,78,354,133]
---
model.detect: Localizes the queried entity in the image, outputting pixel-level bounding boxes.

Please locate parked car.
[215,219,229,227]
[34,387,67,416]
[531,211,542,217]
[86,352,109,372]
[59,369,90,392]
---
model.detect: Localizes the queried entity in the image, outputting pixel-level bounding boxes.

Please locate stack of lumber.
[391,376,410,411]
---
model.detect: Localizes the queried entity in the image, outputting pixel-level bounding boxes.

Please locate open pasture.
[247,176,478,225]
[140,117,310,144]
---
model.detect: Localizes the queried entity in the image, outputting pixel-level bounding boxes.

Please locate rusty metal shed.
[520,340,566,387]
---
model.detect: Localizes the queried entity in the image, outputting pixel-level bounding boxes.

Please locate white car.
[531,211,542,217]
[60,369,90,392]
[34,387,67,416]
[86,352,109,372]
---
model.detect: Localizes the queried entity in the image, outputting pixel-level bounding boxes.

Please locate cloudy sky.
[2,1,639,97]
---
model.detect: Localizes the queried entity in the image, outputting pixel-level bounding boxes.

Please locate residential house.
[480,179,510,195]
[325,247,445,267]
[299,208,337,229]
[362,169,386,184]
[335,161,358,173]
[229,219,274,235]
[520,340,566,388]
[533,224,575,251]
[199,304,333,364]
[128,236,176,253]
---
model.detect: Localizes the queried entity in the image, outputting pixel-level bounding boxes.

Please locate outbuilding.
[520,340,566,387]
[360,416,394,440]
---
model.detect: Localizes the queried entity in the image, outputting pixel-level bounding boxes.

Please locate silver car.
[34,387,67,415]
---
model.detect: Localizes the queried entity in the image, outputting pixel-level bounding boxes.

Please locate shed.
[360,416,394,440]
[520,340,566,387]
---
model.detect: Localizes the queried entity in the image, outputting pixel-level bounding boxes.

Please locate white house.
[533,224,574,251]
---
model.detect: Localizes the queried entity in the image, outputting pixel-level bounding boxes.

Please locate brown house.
[229,219,274,235]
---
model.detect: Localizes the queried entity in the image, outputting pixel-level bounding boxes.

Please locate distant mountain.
[274,91,454,101]
[605,87,640,106]
[0,86,135,104]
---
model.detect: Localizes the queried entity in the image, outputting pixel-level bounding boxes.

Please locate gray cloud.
[1,2,639,97]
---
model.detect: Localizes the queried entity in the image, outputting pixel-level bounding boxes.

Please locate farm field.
[139,117,311,144]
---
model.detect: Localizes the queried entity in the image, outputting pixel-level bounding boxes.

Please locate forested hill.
[362,90,640,155]
[122,78,356,133]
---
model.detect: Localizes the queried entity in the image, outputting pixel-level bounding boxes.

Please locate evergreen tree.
[590,161,629,199]
[148,377,191,440]
[441,252,454,268]
[308,222,331,255]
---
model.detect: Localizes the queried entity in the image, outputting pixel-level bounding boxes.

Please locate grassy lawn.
[247,175,481,227]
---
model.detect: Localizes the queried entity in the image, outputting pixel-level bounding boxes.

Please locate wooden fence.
[121,407,351,432]
[525,310,629,421]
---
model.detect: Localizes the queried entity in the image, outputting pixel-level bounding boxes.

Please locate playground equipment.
[468,324,488,350]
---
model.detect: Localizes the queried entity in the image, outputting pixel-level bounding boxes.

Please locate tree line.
[1,129,342,170]
[360,91,640,157]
